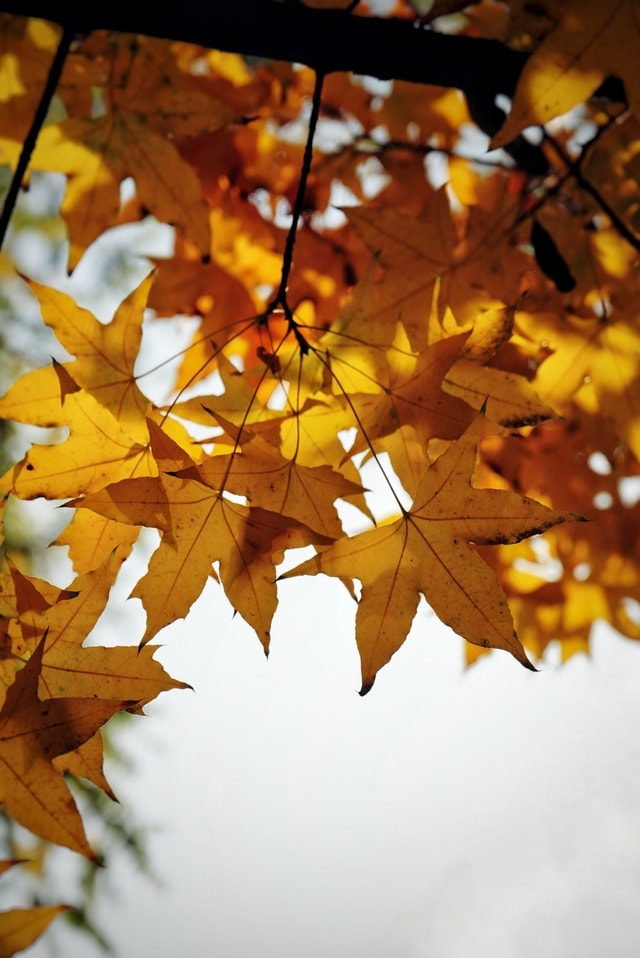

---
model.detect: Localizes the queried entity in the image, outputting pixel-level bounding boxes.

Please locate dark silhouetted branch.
[3,1,527,98]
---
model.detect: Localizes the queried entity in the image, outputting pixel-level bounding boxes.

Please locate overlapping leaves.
[1,7,640,949]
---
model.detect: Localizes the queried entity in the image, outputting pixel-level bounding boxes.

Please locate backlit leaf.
[0,903,69,958]
[284,414,582,692]
[492,0,640,148]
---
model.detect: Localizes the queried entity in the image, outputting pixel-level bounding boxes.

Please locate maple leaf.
[347,334,474,456]
[0,638,134,859]
[176,426,364,540]
[0,276,152,436]
[0,16,60,169]
[54,509,140,575]
[283,413,583,693]
[31,33,237,266]
[346,188,457,351]
[317,258,393,397]
[73,461,330,649]
[169,352,285,432]
[0,902,69,958]
[492,0,640,148]
[52,730,117,800]
[523,297,640,458]
[148,235,266,390]
[6,557,189,704]
[442,302,554,428]
[49,420,327,652]
[0,387,155,500]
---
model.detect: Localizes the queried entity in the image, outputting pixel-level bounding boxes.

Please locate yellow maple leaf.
[169,352,283,430]
[54,509,140,575]
[346,188,457,351]
[177,428,364,540]
[0,639,133,859]
[0,15,61,169]
[52,730,116,800]
[0,275,153,439]
[6,557,189,704]
[32,34,237,266]
[529,298,640,458]
[283,413,583,693]
[443,301,553,427]
[29,277,152,437]
[492,0,640,148]
[347,334,474,456]
[1,387,154,500]
[0,903,69,958]
[74,467,328,649]
[318,257,393,397]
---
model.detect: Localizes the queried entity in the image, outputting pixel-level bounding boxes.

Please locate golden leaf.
[284,413,582,692]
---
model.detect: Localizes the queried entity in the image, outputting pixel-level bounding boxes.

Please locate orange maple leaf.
[5,558,189,704]
[492,0,640,149]
[177,428,364,540]
[283,413,583,693]
[0,902,69,957]
[0,277,152,439]
[74,469,329,649]
[346,188,456,350]
[32,33,237,266]
[0,639,134,859]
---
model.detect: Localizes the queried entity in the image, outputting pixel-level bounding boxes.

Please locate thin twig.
[347,133,519,171]
[273,69,325,303]
[544,130,640,253]
[268,68,326,353]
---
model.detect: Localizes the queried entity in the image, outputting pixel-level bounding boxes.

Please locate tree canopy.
[1,1,640,951]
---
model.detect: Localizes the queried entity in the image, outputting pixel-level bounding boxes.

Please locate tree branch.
[3,1,527,98]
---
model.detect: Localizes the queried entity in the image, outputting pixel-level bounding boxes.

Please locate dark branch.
[274,70,325,308]
[543,131,640,253]
[267,70,325,356]
[3,1,527,98]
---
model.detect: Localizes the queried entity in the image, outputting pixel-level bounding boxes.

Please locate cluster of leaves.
[1,0,640,950]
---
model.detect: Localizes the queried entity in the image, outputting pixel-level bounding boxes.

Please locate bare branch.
[3,1,527,97]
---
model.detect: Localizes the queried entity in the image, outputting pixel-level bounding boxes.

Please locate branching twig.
[344,133,520,172]
[266,69,326,355]
[544,130,640,253]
